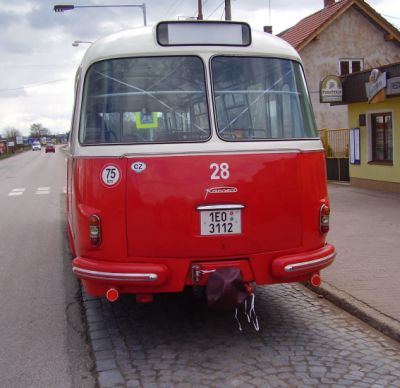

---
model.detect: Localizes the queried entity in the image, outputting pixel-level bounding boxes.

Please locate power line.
[381,14,400,21]
[219,6,225,20]
[166,0,186,19]
[0,78,71,93]
[206,0,225,19]
[0,64,75,69]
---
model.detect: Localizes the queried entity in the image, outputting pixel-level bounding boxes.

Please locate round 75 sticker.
[101,165,121,187]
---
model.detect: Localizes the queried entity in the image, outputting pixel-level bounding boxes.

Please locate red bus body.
[66,22,335,301]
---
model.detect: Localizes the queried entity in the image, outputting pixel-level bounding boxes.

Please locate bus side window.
[102,112,121,142]
[84,113,105,143]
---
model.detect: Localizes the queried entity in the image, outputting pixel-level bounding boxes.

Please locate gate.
[318,128,349,182]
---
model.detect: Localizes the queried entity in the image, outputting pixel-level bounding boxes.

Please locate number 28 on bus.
[66,21,335,305]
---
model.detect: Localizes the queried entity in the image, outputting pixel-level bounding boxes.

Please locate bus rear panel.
[67,21,335,302]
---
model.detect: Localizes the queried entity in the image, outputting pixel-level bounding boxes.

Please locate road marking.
[36,187,51,195]
[8,188,26,196]
[5,186,68,197]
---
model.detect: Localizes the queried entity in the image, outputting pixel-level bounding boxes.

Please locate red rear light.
[89,214,102,246]
[319,204,330,234]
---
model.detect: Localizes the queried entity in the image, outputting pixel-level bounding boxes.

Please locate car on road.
[32,141,41,151]
[45,144,55,153]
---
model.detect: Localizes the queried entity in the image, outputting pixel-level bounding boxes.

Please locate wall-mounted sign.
[387,76,400,96]
[365,69,386,103]
[349,128,360,165]
[320,75,343,103]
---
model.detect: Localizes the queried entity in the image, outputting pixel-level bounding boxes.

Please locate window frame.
[370,112,393,164]
[78,55,212,146]
[210,55,318,142]
[339,58,364,75]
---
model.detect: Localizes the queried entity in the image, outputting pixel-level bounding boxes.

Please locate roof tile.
[278,0,352,49]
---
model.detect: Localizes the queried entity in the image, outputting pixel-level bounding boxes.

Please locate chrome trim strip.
[73,267,158,282]
[72,140,324,158]
[196,204,245,211]
[284,252,336,273]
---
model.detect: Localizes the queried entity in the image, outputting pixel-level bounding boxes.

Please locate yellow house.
[339,62,400,192]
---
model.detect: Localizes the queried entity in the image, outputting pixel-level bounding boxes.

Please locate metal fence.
[318,128,349,158]
[318,128,350,182]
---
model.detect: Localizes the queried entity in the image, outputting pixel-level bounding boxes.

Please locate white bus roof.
[80,22,301,70]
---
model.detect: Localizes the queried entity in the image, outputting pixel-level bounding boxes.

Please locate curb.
[305,281,400,343]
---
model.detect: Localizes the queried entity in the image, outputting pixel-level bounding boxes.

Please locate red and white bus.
[67,21,335,304]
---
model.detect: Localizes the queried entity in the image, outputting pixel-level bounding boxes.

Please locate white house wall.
[300,6,400,130]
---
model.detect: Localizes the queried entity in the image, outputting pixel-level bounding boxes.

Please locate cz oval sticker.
[101,165,121,186]
[131,161,146,173]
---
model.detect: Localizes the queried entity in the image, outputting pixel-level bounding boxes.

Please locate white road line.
[5,186,68,197]
[8,188,26,196]
[36,186,51,195]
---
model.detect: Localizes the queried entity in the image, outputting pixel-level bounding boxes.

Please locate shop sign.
[387,76,400,96]
[366,69,386,103]
[320,75,343,103]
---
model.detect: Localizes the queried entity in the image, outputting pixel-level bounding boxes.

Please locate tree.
[30,123,50,138]
[3,127,22,139]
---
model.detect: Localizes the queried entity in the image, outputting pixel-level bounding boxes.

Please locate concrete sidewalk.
[310,183,400,342]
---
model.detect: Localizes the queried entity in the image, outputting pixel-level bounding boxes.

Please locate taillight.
[89,214,102,246]
[319,204,330,234]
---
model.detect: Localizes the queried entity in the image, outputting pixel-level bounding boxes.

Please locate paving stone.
[126,380,141,387]
[97,369,125,387]
[92,338,113,352]
[89,329,109,340]
[96,359,118,372]
[94,350,115,361]
[83,285,400,387]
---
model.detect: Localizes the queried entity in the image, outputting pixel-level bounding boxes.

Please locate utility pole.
[225,0,231,21]
[197,0,203,20]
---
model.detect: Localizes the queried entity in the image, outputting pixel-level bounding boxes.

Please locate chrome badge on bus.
[205,187,238,199]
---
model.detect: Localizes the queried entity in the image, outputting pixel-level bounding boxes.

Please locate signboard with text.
[320,75,343,103]
[387,76,400,96]
[365,70,386,103]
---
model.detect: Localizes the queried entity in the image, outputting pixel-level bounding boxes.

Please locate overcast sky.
[0,0,399,136]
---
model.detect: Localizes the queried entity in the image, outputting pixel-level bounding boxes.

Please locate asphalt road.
[0,148,94,387]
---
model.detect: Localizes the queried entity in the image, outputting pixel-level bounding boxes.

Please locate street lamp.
[54,4,147,25]
[72,40,93,47]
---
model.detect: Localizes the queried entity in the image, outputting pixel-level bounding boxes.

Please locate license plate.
[200,209,242,236]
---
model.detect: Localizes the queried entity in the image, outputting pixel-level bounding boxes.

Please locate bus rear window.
[211,56,317,141]
[80,56,210,145]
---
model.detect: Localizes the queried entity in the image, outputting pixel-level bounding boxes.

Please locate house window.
[339,59,363,75]
[371,113,393,162]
